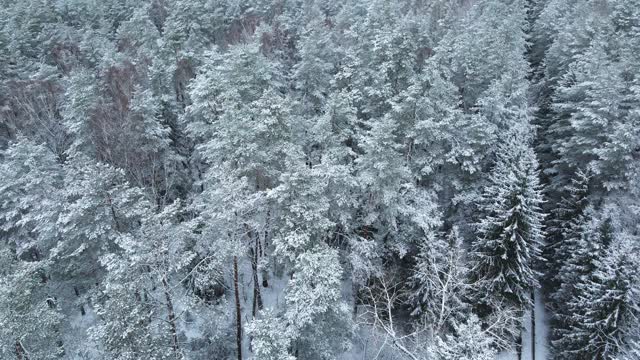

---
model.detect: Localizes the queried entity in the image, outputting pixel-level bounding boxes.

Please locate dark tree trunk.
[73,286,86,316]
[263,209,270,250]
[353,283,359,317]
[517,331,522,360]
[15,341,29,360]
[531,290,536,360]
[234,256,243,360]
[162,277,180,357]
[106,194,122,232]
[251,235,263,318]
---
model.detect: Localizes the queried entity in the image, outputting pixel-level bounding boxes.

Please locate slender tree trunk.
[74,286,85,316]
[234,256,242,360]
[517,331,522,360]
[353,283,359,317]
[264,209,270,250]
[531,290,536,360]
[106,194,122,232]
[258,235,268,288]
[15,341,28,360]
[162,277,180,357]
[251,235,263,318]
[56,339,65,358]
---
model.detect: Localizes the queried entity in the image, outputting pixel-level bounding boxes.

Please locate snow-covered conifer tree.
[469,132,545,345]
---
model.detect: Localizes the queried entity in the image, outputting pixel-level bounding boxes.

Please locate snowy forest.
[1,0,640,359]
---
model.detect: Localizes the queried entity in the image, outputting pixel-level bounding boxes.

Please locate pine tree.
[90,251,175,360]
[248,246,353,360]
[90,201,197,360]
[246,309,296,360]
[545,168,591,295]
[3,0,640,357]
[337,0,419,120]
[433,314,497,360]
[49,153,149,338]
[436,0,530,111]
[552,215,615,359]
[120,84,183,203]
[62,68,100,158]
[186,30,296,191]
[0,248,64,359]
[562,234,640,360]
[530,0,600,192]
[0,139,65,359]
[550,41,622,190]
[543,0,640,192]
[0,138,63,255]
[408,63,489,180]
[291,5,339,114]
[186,29,303,360]
[470,133,545,314]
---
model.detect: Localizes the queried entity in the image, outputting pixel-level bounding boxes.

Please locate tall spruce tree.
[470,132,545,319]
[562,233,640,360]
[552,215,618,359]
[2,0,640,357]
[545,168,591,295]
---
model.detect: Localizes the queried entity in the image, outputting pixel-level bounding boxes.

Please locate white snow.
[498,290,550,360]
[533,290,550,359]
[496,351,518,360]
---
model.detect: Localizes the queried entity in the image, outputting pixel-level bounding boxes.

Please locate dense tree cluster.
[1,0,639,359]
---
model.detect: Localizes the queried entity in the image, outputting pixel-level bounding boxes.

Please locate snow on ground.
[498,290,549,360]
[496,351,518,360]
[533,289,550,359]
[238,256,291,357]
[239,258,552,360]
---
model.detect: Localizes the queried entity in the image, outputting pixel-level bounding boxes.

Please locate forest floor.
[498,290,550,360]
